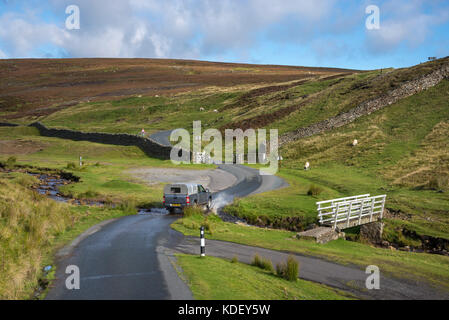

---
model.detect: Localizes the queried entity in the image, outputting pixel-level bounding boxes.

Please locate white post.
[346,201,353,228]
[379,195,386,220]
[333,203,339,230]
[358,199,365,225]
[200,226,205,257]
[369,197,375,222]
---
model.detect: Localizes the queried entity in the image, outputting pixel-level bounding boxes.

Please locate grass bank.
[176,254,354,300]
[0,170,133,299]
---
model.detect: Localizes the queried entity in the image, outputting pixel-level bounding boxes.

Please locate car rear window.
[170,187,181,193]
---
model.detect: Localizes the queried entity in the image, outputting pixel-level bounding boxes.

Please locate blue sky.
[0,0,448,70]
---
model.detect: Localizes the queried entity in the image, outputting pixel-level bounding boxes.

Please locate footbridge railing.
[316,194,386,230]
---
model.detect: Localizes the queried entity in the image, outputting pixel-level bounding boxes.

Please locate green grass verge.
[176,254,354,300]
[171,213,449,291]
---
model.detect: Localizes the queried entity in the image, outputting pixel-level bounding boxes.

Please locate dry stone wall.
[0,122,19,127]
[29,122,173,160]
[280,63,449,145]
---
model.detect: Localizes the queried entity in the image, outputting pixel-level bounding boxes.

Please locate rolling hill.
[1,56,449,250]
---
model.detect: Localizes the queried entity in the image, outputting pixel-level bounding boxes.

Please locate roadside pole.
[200,226,205,257]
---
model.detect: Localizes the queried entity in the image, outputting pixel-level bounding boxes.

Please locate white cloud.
[0,0,339,59]
[365,0,449,53]
[0,0,447,62]
[0,12,67,58]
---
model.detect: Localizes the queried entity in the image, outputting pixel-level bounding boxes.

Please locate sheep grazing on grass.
[304,161,310,170]
[213,109,219,113]
[200,107,205,111]
[352,139,358,146]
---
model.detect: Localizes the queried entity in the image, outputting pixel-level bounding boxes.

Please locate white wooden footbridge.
[316,194,386,230]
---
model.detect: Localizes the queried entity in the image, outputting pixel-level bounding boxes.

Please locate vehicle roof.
[164,183,200,194]
[168,183,199,187]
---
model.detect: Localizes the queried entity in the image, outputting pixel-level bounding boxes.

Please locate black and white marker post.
[200,226,205,257]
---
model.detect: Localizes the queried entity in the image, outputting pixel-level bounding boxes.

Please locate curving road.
[46,130,449,300]
[46,130,288,299]
[149,130,174,148]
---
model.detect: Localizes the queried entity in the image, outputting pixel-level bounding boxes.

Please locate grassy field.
[1,58,352,124]
[175,254,354,300]
[0,126,214,206]
[224,79,449,243]
[172,213,449,291]
[16,58,445,138]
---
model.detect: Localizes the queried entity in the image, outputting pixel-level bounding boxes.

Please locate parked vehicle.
[163,183,212,213]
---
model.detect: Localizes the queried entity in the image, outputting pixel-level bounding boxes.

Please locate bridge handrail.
[316,194,370,206]
[316,195,386,229]
[317,195,385,217]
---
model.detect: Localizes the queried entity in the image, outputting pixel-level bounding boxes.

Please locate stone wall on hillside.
[0,122,19,127]
[280,63,449,145]
[29,122,173,160]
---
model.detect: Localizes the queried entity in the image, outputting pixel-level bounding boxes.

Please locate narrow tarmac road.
[46,213,189,300]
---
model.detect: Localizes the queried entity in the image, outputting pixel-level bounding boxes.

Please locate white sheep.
[200,107,205,111]
[352,139,358,147]
[304,161,310,170]
[213,109,219,113]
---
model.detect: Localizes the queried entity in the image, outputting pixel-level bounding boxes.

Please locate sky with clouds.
[0,0,448,69]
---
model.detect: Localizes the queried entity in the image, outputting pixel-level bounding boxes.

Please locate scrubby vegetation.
[307,185,323,197]
[276,256,299,282]
[0,172,74,299]
[252,254,275,273]
[0,171,134,299]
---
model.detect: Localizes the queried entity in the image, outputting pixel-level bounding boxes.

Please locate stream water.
[30,173,168,216]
